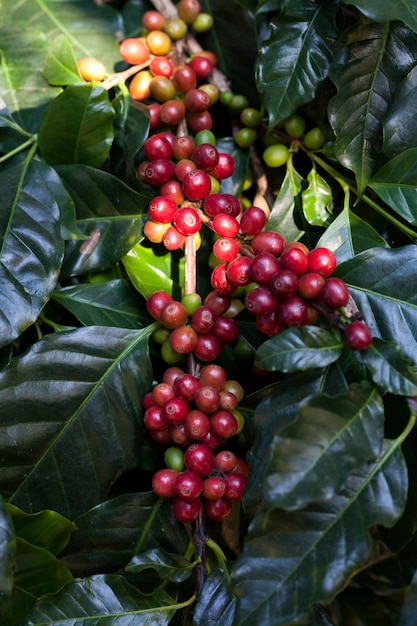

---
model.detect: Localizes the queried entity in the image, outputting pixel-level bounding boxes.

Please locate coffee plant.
[2,0,417,624]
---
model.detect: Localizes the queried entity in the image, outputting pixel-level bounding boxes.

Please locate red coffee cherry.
[146,291,173,320]
[343,321,372,351]
[184,443,215,476]
[203,476,226,500]
[160,301,188,329]
[148,196,177,223]
[173,207,201,235]
[307,247,337,277]
[203,498,232,521]
[174,470,204,500]
[152,468,178,498]
[172,497,200,523]
[320,277,350,309]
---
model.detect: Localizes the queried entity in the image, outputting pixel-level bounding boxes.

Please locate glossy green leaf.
[6,504,77,555]
[256,0,338,129]
[61,494,189,578]
[57,165,150,278]
[349,1,417,34]
[328,19,417,194]
[0,326,153,519]
[38,83,115,167]
[369,148,417,225]
[0,494,15,600]
[0,97,33,153]
[216,138,249,198]
[255,327,343,373]
[43,34,81,87]
[193,567,236,626]
[301,165,333,226]
[0,153,64,349]
[317,208,388,264]
[334,246,417,364]
[122,242,185,301]
[14,537,73,598]
[232,440,408,625]
[126,548,196,583]
[361,338,417,396]
[21,574,177,625]
[52,280,149,329]
[266,157,305,242]
[382,65,417,157]
[263,381,384,511]
[0,0,121,132]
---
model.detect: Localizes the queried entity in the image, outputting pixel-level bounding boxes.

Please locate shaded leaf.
[232,440,408,626]
[216,137,249,198]
[43,34,81,87]
[122,242,185,301]
[0,494,15,599]
[126,548,196,583]
[255,327,343,373]
[362,338,417,396]
[0,153,64,349]
[6,504,77,555]
[61,494,189,578]
[369,148,417,225]
[263,381,384,510]
[20,574,177,625]
[256,0,339,129]
[317,208,388,263]
[397,568,417,625]
[0,326,153,518]
[193,567,236,626]
[382,64,417,156]
[302,165,333,226]
[52,279,149,329]
[349,1,417,34]
[38,83,115,167]
[328,19,417,194]
[57,165,150,278]
[334,246,417,364]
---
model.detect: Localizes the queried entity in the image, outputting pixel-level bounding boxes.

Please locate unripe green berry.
[161,338,185,364]
[194,129,216,146]
[229,94,250,114]
[263,143,290,167]
[164,446,185,471]
[219,90,234,107]
[304,126,326,150]
[181,292,202,315]
[284,114,306,138]
[240,107,263,128]
[163,18,188,40]
[235,127,257,148]
[191,12,213,32]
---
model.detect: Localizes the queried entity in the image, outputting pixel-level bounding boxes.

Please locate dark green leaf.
[232,440,408,626]
[14,537,73,599]
[57,165,150,278]
[0,494,15,598]
[349,1,417,34]
[362,338,417,396]
[61,494,189,578]
[38,83,115,167]
[318,208,388,263]
[20,574,177,625]
[122,242,185,300]
[397,568,417,625]
[126,548,196,583]
[6,504,77,555]
[0,98,33,153]
[382,65,417,157]
[43,35,81,86]
[0,326,153,518]
[328,19,417,194]
[255,327,343,373]
[193,567,236,626]
[256,0,338,129]
[52,280,149,329]
[334,246,417,364]
[0,153,64,349]
[263,381,384,510]
[369,148,417,225]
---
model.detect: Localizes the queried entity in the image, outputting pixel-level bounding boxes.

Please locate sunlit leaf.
[43,34,81,86]
[0,326,154,518]
[301,165,333,226]
[263,381,384,510]
[38,83,115,167]
[266,157,305,242]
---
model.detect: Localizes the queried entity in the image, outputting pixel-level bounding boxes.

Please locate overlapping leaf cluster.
[1,0,417,624]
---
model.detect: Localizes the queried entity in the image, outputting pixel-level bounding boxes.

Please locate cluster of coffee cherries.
[141,130,234,250]
[146,289,239,366]
[143,361,248,522]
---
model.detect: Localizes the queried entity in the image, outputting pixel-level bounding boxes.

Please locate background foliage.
[2,0,417,624]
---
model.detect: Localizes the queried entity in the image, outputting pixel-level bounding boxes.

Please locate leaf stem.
[0,136,37,164]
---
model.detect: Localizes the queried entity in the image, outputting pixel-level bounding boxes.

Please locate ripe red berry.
[184,443,215,476]
[343,321,372,351]
[173,207,201,235]
[160,301,188,329]
[280,245,308,275]
[144,159,175,186]
[203,193,241,217]
[152,468,178,498]
[270,269,299,299]
[188,55,214,79]
[245,286,279,316]
[174,470,203,500]
[182,169,212,200]
[297,272,325,299]
[210,409,238,438]
[169,325,198,354]
[210,263,236,295]
[224,472,247,500]
[320,277,350,309]
[152,382,175,406]
[251,231,285,256]
[184,88,212,112]
[209,153,235,179]
[192,143,219,170]
[204,290,232,315]
[144,405,170,431]
[146,291,173,320]
[191,305,217,334]
[213,237,240,262]
[239,206,267,236]
[225,256,252,287]
[163,396,190,424]
[199,363,227,390]
[203,476,226,500]
[148,196,177,223]
[194,385,220,413]
[193,333,222,361]
[173,373,200,401]
[277,295,307,327]
[184,409,211,439]
[212,316,239,344]
[163,225,186,250]
[172,497,200,523]
[203,497,232,521]
[307,247,337,277]
[250,253,281,286]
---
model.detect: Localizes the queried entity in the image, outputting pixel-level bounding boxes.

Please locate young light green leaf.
[38,83,115,167]
[255,327,343,373]
[43,34,81,86]
[302,165,333,226]
[362,338,417,396]
[266,157,305,242]
[263,381,384,510]
[232,439,408,625]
